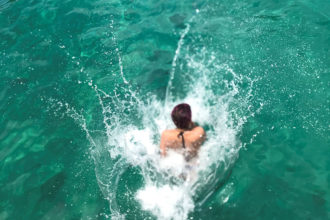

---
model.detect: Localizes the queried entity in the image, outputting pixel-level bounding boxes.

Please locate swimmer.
[160,103,206,161]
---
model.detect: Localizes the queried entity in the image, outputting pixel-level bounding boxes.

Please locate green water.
[0,0,329,219]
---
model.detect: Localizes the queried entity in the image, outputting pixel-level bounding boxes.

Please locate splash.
[49,16,257,220]
[132,45,256,219]
[165,23,191,105]
[136,184,194,220]
[87,54,252,220]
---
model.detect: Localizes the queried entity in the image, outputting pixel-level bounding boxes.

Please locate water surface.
[0,0,329,219]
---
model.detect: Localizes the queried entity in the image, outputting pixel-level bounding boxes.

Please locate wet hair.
[171,103,192,129]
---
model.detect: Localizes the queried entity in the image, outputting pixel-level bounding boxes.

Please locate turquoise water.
[0,0,329,219]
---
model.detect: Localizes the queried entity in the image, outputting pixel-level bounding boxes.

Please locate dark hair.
[171,103,192,129]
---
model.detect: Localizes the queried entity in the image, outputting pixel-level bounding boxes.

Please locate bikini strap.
[178,131,185,149]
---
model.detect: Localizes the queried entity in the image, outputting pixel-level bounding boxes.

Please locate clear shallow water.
[0,0,329,219]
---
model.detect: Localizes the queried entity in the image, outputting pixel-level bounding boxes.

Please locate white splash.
[51,17,257,220]
[136,184,194,220]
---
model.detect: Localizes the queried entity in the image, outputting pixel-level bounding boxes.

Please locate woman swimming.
[160,103,206,161]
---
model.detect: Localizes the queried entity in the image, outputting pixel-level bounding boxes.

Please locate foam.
[136,184,194,220]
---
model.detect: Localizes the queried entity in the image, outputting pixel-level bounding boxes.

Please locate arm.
[192,126,206,143]
[160,131,167,156]
[191,126,206,153]
[199,127,206,143]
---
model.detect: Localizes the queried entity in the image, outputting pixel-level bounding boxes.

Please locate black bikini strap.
[178,131,185,149]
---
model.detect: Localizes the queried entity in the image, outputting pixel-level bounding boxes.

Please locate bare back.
[160,125,206,159]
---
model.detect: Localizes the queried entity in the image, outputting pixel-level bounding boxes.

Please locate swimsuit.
[178,131,194,161]
[177,131,186,149]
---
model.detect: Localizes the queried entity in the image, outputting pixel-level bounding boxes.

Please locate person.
[160,103,206,161]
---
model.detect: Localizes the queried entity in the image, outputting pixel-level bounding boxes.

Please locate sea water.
[0,0,329,219]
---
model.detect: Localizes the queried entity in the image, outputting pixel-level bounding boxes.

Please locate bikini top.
[178,131,186,149]
[177,123,198,149]
[178,131,195,161]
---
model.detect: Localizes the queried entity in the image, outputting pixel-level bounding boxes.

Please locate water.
[0,0,329,219]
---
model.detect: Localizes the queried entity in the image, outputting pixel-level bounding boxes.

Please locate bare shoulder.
[161,129,171,135]
[161,129,175,138]
[192,126,205,135]
[188,126,206,141]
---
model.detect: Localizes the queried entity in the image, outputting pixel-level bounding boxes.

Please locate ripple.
[0,0,13,11]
